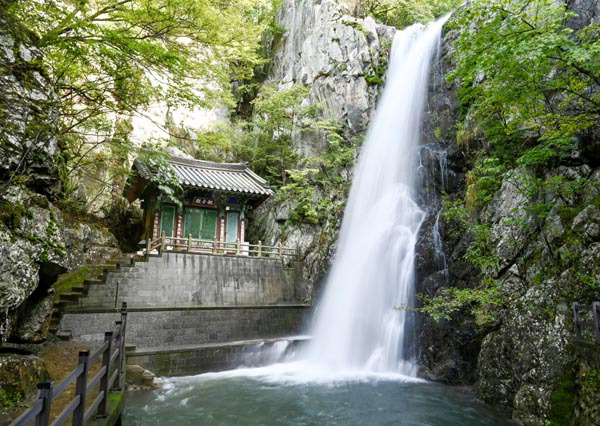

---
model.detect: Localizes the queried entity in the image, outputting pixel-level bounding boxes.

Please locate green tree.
[449,0,600,172]
[243,84,320,186]
[422,0,600,324]
[4,0,274,201]
[359,0,461,29]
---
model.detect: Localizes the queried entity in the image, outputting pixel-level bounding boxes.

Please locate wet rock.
[571,205,600,240]
[126,365,159,390]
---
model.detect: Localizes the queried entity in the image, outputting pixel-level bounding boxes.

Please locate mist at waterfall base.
[125,18,514,425]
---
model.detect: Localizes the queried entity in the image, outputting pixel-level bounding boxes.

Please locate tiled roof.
[135,156,273,197]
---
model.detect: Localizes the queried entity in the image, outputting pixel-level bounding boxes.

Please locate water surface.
[125,364,512,426]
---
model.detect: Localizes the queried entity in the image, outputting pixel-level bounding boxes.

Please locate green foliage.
[278,168,320,225]
[548,369,577,425]
[418,280,502,326]
[276,132,355,226]
[0,384,22,411]
[5,0,275,206]
[419,198,503,324]
[360,0,461,29]
[277,122,356,226]
[191,84,323,189]
[363,59,388,86]
[449,0,600,176]
[0,202,33,230]
[137,146,183,207]
[465,157,506,210]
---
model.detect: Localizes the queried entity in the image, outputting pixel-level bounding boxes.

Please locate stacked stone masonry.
[59,306,308,349]
[77,252,305,308]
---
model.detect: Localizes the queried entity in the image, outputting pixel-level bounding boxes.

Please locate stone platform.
[58,305,310,349]
[127,336,310,376]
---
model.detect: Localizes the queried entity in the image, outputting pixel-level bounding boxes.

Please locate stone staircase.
[49,255,143,337]
[50,251,311,375]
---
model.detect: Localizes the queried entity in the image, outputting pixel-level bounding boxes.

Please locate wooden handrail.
[10,302,128,426]
[145,236,300,260]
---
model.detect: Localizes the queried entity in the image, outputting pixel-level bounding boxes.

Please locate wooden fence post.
[187,234,192,252]
[146,238,151,254]
[160,232,166,253]
[236,239,241,255]
[573,302,582,340]
[258,241,262,257]
[113,320,122,391]
[120,302,128,387]
[97,331,113,419]
[593,301,600,345]
[277,242,282,259]
[35,382,53,426]
[72,351,89,426]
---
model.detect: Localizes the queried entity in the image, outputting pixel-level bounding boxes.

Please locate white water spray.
[301,17,449,376]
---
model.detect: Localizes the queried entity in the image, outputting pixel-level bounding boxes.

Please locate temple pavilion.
[124,156,273,250]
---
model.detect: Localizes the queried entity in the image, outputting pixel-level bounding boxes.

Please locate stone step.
[59,292,81,302]
[84,278,104,286]
[54,301,70,310]
[95,264,119,272]
[70,286,87,294]
[56,330,72,341]
[107,260,133,268]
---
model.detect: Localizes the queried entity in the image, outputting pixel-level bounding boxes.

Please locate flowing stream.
[126,18,514,425]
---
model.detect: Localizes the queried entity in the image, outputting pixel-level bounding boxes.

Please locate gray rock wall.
[254,0,396,291]
[0,14,60,197]
[414,3,600,424]
[0,187,119,343]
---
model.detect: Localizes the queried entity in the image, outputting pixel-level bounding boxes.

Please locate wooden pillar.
[153,210,160,241]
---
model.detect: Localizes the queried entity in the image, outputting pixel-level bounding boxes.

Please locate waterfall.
[302,17,449,376]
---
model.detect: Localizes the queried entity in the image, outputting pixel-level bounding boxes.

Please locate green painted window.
[160,205,176,237]
[226,211,239,243]
[184,208,217,240]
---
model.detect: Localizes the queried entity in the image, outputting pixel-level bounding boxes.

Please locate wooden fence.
[147,234,298,260]
[10,303,128,426]
[573,301,600,345]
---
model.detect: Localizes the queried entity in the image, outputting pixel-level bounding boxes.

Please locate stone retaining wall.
[59,306,310,349]
[78,253,306,309]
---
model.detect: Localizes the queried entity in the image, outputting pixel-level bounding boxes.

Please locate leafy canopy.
[449,0,600,173]
[360,0,461,29]
[421,0,600,324]
[5,0,273,200]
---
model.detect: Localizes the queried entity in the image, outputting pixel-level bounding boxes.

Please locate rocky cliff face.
[415,4,600,424]
[0,16,120,345]
[253,0,395,290]
[0,14,122,416]
[0,15,61,198]
[0,187,119,343]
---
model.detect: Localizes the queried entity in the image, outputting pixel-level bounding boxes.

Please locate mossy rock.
[53,264,102,301]
[0,354,49,421]
[548,369,577,425]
